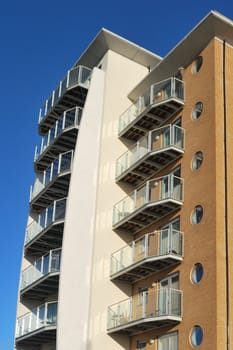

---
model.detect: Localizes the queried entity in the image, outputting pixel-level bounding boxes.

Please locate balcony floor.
[21,273,59,300]
[119,99,183,141]
[30,173,71,212]
[111,254,183,283]
[39,85,87,135]
[35,128,78,172]
[113,199,182,234]
[108,315,181,335]
[15,327,56,347]
[117,147,184,186]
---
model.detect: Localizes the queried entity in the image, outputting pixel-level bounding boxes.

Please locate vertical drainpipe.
[223,39,230,350]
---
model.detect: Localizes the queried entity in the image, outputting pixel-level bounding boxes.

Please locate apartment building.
[15,10,233,350]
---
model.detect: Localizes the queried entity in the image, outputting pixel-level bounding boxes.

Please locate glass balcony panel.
[39,210,46,227]
[175,79,184,99]
[135,186,147,209]
[54,198,66,220]
[173,125,184,148]
[38,305,45,327]
[46,94,53,114]
[47,302,57,325]
[53,85,60,105]
[67,67,80,88]
[47,204,53,226]
[119,102,139,134]
[140,88,151,112]
[80,66,91,87]
[40,102,47,120]
[42,254,49,275]
[52,159,59,178]
[49,128,55,144]
[60,151,72,172]
[44,166,51,186]
[113,194,135,225]
[60,76,67,96]
[51,250,61,271]
[64,108,76,128]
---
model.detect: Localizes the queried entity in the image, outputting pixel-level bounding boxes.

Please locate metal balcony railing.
[118,78,184,140]
[35,107,82,161]
[25,198,66,246]
[116,124,185,184]
[107,288,182,333]
[113,175,183,232]
[21,248,61,291]
[110,229,183,282]
[30,150,73,201]
[39,65,91,123]
[16,301,57,339]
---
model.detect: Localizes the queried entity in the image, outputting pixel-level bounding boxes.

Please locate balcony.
[15,301,57,346]
[30,150,73,211]
[107,288,182,334]
[25,198,66,257]
[110,229,183,283]
[116,124,185,186]
[35,106,82,172]
[119,78,184,141]
[39,65,91,134]
[21,248,61,300]
[113,175,183,234]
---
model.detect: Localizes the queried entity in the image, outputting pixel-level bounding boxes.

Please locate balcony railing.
[35,107,82,162]
[25,198,66,248]
[110,229,183,282]
[39,65,91,123]
[116,124,185,185]
[107,288,182,334]
[16,301,57,341]
[113,175,183,233]
[30,150,73,201]
[119,78,184,140]
[21,248,61,291]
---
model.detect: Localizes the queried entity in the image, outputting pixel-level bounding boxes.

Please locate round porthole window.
[191,263,204,284]
[192,151,203,170]
[192,102,203,120]
[192,205,203,224]
[192,56,203,74]
[190,325,203,347]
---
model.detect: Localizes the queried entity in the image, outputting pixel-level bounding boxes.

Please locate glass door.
[160,219,180,255]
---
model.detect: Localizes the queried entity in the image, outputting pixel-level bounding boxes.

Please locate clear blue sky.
[0,1,232,349]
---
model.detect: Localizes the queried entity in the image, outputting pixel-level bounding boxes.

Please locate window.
[192,205,203,224]
[190,325,203,347]
[192,56,203,74]
[139,287,148,305]
[137,340,147,349]
[158,332,178,350]
[191,263,204,284]
[192,151,203,170]
[192,102,203,120]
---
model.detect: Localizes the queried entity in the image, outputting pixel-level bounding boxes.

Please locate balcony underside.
[35,128,78,172]
[108,315,181,335]
[111,254,183,283]
[117,148,184,186]
[25,222,64,257]
[15,327,56,347]
[21,273,59,300]
[30,173,70,212]
[39,85,87,134]
[113,200,182,234]
[120,99,183,141]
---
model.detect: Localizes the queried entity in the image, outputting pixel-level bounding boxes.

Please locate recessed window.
[192,205,203,224]
[192,102,203,120]
[190,325,203,347]
[191,263,204,284]
[192,151,203,170]
[192,56,203,74]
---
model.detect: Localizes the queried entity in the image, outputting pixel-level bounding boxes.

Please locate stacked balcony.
[20,249,61,300]
[39,65,91,134]
[113,174,183,234]
[35,106,82,172]
[107,288,182,334]
[111,229,183,282]
[30,150,73,211]
[25,198,66,256]
[119,78,184,141]
[116,124,185,186]
[15,302,57,346]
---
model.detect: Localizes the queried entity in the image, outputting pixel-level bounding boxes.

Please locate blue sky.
[1,1,233,349]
